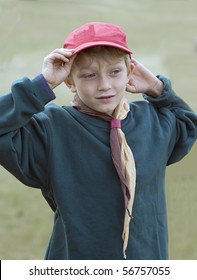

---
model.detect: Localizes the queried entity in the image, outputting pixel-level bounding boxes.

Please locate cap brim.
[71,41,132,55]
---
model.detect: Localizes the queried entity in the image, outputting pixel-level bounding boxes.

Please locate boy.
[0,22,196,260]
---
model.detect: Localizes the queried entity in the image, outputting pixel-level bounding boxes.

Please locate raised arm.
[0,48,76,189]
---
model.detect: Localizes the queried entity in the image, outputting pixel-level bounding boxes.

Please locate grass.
[0,0,197,259]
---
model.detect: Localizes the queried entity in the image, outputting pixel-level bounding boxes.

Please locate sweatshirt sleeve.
[0,74,56,189]
[143,75,197,165]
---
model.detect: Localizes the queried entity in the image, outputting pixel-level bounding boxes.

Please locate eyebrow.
[78,60,125,72]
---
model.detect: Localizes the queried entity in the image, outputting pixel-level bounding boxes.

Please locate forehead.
[73,52,125,70]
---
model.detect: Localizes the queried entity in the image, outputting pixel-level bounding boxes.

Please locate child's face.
[67,54,131,115]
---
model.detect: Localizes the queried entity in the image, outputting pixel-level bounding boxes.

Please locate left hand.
[126,58,163,97]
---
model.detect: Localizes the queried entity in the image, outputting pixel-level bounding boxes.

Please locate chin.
[98,108,115,115]
[97,104,117,114]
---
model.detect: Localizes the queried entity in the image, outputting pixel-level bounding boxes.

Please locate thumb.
[126,83,137,93]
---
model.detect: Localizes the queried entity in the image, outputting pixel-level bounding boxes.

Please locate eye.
[82,73,96,79]
[111,69,121,76]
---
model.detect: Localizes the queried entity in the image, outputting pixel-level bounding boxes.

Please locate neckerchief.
[71,94,136,258]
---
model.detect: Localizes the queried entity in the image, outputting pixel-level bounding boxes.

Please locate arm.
[0,48,75,134]
[0,75,55,188]
[0,48,76,188]
[143,75,197,164]
[127,59,196,164]
[0,75,55,135]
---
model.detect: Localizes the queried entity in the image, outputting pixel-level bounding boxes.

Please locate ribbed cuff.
[143,75,176,108]
[31,74,56,105]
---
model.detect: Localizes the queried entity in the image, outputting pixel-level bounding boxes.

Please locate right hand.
[41,48,76,90]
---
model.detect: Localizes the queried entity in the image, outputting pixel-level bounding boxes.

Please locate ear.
[64,78,77,93]
[127,62,134,80]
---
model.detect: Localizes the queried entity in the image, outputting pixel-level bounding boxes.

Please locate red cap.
[63,22,132,55]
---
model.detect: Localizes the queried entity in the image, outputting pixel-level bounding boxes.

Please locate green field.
[0,0,197,259]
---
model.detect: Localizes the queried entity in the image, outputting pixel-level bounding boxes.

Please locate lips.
[96,95,115,104]
[96,95,115,99]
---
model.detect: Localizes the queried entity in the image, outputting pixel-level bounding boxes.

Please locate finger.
[62,54,77,73]
[126,84,135,93]
[130,57,138,64]
[126,82,140,94]
[51,48,75,53]
[69,53,77,62]
[47,53,71,63]
[51,48,75,58]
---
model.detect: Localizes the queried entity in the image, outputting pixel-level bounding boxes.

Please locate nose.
[97,75,111,91]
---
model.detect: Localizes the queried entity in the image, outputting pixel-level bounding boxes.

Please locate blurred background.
[0,0,196,259]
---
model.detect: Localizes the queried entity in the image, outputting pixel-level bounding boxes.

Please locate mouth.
[96,95,115,100]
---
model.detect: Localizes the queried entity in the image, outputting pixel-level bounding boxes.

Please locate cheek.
[117,77,129,91]
[75,84,94,103]
[77,81,95,95]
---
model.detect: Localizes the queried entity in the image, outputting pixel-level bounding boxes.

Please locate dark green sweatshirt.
[0,74,196,259]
